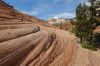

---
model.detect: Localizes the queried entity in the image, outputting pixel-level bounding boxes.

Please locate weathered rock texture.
[0,1,100,66]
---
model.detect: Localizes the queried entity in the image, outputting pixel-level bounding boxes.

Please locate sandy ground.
[0,20,100,66]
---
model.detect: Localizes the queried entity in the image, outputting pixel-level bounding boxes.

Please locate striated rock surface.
[1,27,100,66]
[0,1,100,66]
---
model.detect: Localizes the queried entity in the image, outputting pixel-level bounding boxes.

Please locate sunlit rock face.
[0,0,15,17]
[94,0,100,17]
[48,17,71,24]
[48,17,75,31]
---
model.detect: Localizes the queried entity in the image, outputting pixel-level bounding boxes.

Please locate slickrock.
[0,0,100,66]
[0,28,100,66]
[0,27,39,42]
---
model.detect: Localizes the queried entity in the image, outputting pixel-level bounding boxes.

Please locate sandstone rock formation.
[48,17,75,30]
[0,1,100,66]
[0,0,48,25]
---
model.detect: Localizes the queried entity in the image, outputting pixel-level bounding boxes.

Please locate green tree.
[74,0,98,50]
[75,4,89,43]
[88,0,97,44]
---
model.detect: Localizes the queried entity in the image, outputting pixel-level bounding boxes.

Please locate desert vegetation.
[52,0,100,51]
[74,0,100,50]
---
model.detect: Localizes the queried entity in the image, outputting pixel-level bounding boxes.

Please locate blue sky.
[4,0,88,20]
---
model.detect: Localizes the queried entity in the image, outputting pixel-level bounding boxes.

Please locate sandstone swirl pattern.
[0,23,100,66]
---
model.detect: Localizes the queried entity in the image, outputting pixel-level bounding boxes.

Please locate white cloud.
[52,12,75,19]
[22,11,38,16]
[54,16,58,19]
[85,2,91,6]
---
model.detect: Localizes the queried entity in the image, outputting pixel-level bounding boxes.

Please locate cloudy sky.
[4,0,88,20]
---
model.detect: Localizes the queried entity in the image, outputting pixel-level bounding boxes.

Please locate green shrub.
[82,42,97,51]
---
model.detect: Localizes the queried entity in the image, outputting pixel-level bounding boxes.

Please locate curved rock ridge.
[0,27,100,66]
[0,0,100,66]
[0,27,39,42]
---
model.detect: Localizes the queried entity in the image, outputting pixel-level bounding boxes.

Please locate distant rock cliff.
[48,18,70,24]
[48,17,75,30]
